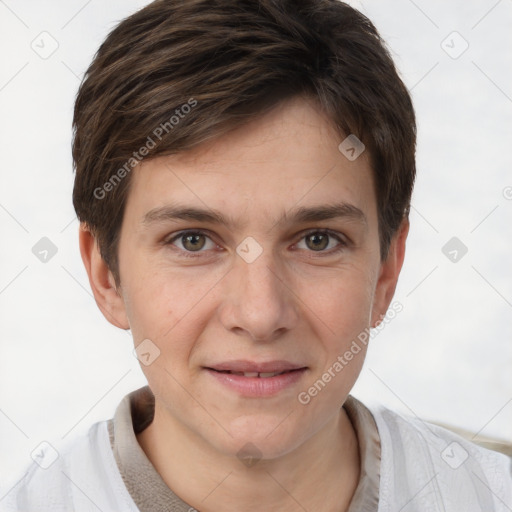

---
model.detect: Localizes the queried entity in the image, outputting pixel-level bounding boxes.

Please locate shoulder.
[365,402,512,512]
[2,420,138,512]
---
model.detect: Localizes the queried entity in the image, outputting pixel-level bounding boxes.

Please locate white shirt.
[2,387,511,511]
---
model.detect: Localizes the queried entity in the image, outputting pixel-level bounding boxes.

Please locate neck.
[137,402,360,512]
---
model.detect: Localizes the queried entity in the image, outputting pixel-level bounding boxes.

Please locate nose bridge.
[235,234,281,292]
[220,241,298,340]
[239,249,281,300]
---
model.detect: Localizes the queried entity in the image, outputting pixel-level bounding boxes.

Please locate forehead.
[123,96,376,231]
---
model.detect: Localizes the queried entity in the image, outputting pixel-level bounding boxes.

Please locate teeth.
[218,370,293,377]
[243,371,283,378]
[227,371,284,377]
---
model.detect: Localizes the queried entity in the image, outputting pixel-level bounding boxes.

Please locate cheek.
[303,263,377,337]
[122,265,222,360]
[299,278,373,413]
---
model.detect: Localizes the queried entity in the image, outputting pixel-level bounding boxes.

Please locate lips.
[213,370,293,378]
[204,360,308,397]
[205,360,307,375]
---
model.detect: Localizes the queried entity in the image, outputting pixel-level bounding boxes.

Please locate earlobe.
[78,223,130,330]
[370,218,409,327]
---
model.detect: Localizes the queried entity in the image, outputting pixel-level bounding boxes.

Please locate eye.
[295,230,346,254]
[166,230,217,255]
[165,228,347,258]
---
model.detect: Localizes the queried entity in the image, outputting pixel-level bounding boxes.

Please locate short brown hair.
[72,0,416,288]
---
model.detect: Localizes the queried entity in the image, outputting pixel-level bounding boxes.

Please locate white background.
[1,0,511,492]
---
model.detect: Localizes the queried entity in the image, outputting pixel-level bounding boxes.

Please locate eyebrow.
[142,202,367,230]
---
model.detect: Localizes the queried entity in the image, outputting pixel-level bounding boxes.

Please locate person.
[3,0,511,511]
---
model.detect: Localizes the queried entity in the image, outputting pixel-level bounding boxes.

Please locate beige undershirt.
[107,386,380,511]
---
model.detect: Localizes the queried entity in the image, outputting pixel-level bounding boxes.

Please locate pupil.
[184,234,204,251]
[308,233,328,251]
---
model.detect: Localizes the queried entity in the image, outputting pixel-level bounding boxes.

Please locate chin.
[205,413,310,463]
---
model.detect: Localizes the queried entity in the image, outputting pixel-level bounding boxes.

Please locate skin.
[80,95,408,512]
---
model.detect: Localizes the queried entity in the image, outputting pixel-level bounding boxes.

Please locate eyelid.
[165,228,349,257]
[165,229,215,243]
[293,228,348,251]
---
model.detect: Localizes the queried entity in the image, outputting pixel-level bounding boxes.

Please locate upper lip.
[205,360,307,373]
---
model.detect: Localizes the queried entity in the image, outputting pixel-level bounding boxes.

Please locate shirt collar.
[108,385,380,512]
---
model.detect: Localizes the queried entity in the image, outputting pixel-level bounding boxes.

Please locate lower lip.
[205,368,307,397]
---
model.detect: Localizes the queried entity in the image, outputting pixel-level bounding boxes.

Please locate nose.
[218,247,299,342]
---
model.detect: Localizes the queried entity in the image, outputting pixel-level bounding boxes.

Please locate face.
[108,96,403,460]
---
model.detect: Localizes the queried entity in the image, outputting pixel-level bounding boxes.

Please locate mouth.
[204,359,307,375]
[203,361,308,396]
[207,368,304,378]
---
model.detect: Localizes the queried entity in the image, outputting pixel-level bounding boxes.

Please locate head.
[75,0,415,460]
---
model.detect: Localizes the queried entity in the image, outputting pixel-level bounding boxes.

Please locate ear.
[78,223,130,330]
[370,218,409,327]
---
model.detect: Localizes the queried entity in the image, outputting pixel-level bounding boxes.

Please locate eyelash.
[164,229,348,259]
